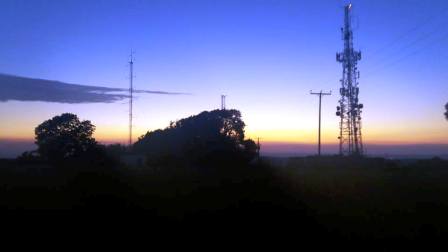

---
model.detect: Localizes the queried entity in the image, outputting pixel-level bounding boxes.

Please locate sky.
[1,0,448,157]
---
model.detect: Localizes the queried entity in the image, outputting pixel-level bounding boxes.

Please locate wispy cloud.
[0,73,190,104]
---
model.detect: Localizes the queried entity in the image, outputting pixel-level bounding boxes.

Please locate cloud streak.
[0,73,190,104]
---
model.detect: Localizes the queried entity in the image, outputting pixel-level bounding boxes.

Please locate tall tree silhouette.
[35,113,97,163]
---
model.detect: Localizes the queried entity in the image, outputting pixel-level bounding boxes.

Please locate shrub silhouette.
[133,109,257,165]
[445,103,448,120]
[35,113,98,164]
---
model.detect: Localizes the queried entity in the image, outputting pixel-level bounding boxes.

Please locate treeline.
[19,109,258,169]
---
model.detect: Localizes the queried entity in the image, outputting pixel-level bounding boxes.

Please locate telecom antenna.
[129,51,134,146]
[310,90,331,156]
[221,95,226,110]
[336,3,364,156]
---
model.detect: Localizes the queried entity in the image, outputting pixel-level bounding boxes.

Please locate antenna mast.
[129,51,134,146]
[336,4,364,156]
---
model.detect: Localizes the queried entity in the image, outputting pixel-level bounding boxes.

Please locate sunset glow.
[1,0,448,157]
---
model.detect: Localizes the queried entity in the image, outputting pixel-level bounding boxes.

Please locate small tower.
[221,95,226,110]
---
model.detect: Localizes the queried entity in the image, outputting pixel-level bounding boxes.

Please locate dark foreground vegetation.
[1,111,448,246]
[1,156,448,244]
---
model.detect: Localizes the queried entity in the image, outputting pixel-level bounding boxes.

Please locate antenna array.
[336,4,364,156]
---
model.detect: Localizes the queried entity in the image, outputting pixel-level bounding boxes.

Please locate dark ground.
[1,156,447,247]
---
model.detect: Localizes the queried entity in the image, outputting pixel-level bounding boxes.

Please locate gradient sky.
[1,0,448,153]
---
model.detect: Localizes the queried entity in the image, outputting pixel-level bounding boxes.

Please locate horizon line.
[2,137,448,146]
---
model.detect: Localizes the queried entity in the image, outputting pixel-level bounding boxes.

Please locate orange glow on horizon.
[2,125,448,145]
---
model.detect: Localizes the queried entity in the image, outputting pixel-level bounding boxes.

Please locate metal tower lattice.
[336,4,364,156]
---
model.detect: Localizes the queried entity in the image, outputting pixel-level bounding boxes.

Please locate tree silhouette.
[35,113,97,163]
[445,103,448,121]
[134,109,257,164]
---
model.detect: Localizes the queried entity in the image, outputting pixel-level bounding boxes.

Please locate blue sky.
[0,0,448,155]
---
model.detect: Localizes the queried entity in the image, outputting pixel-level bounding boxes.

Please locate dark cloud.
[0,73,189,104]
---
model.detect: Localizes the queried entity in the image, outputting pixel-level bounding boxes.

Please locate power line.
[366,5,448,58]
[364,31,448,78]
[367,21,448,72]
[314,3,448,88]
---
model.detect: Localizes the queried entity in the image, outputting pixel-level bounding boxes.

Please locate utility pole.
[310,90,331,156]
[256,137,261,161]
[129,51,134,146]
[221,95,226,110]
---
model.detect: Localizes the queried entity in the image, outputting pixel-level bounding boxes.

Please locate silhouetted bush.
[17,150,42,164]
[133,109,257,166]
